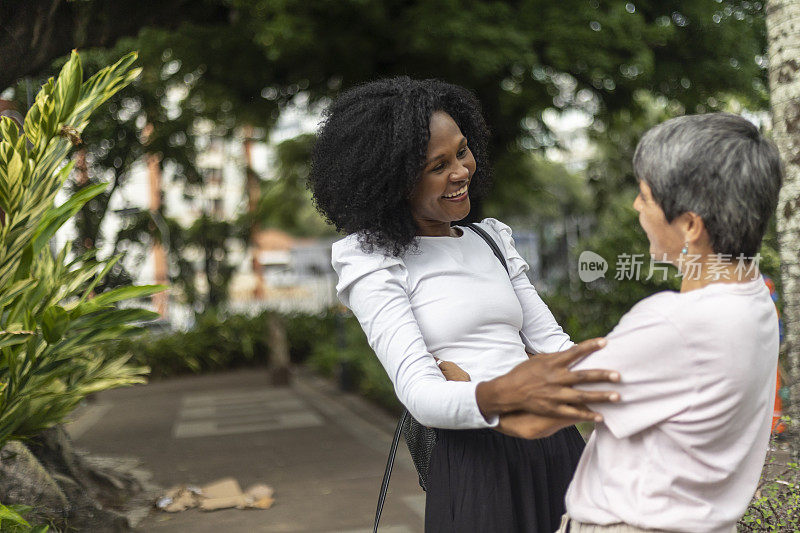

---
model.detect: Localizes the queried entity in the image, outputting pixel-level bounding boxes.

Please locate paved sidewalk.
[69,368,425,532]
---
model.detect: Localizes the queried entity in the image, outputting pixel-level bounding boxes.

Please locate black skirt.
[424,426,585,533]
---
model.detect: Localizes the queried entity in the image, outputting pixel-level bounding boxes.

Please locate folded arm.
[335,245,496,429]
[439,339,616,437]
[334,235,619,435]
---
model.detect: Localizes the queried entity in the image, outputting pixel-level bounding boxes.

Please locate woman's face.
[409,111,476,236]
[633,180,685,262]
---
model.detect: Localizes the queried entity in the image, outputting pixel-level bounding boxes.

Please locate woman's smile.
[442,182,469,201]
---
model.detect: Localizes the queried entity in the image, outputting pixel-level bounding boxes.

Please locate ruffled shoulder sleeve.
[331,234,408,308]
[477,218,530,279]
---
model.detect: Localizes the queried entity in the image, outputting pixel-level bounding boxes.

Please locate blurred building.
[53,102,334,329]
[229,228,337,316]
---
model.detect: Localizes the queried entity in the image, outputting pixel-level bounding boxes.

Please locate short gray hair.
[633,112,783,257]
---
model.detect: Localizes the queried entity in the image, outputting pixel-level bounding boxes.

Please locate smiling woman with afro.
[310,77,594,533]
[308,77,491,256]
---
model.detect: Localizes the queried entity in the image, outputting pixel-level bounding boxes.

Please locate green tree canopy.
[1,0,772,313]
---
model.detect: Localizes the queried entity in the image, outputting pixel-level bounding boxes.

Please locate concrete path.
[69,368,425,532]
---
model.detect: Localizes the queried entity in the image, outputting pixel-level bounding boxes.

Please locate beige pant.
[557,514,737,533]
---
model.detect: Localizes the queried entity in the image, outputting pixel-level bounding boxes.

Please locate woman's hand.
[435,358,471,381]
[475,338,620,422]
[495,411,582,440]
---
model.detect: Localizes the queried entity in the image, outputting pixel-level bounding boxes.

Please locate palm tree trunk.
[147,149,169,318]
[766,0,800,457]
[242,125,265,299]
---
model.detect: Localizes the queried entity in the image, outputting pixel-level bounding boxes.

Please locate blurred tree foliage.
[1,0,771,317]
[4,0,768,156]
[185,214,240,309]
[0,0,227,89]
[249,133,335,237]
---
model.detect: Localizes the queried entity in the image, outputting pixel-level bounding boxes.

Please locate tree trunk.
[242,126,265,299]
[267,313,291,386]
[766,0,800,457]
[147,151,169,318]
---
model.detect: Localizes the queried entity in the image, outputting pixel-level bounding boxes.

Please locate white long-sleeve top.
[331,218,572,429]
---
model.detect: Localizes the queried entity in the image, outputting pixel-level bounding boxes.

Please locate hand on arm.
[436,358,575,439]
[438,341,618,439]
[475,338,620,423]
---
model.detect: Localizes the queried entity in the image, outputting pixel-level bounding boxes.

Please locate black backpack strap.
[465,223,509,274]
[374,409,409,532]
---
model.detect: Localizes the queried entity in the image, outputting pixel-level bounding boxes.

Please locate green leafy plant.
[0,502,49,533]
[0,50,162,448]
[740,434,800,532]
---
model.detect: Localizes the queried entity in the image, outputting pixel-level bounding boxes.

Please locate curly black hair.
[308,77,491,256]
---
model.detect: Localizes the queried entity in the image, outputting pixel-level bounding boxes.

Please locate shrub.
[739,435,800,531]
[110,310,276,378]
[0,51,162,448]
[112,308,400,411]
[284,310,338,363]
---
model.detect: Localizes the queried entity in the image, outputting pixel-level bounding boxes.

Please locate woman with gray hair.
[555,112,783,533]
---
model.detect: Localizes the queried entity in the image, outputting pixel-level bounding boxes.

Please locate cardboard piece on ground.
[156,478,275,512]
[199,495,247,511]
[199,477,247,510]
[200,477,242,499]
[245,483,275,509]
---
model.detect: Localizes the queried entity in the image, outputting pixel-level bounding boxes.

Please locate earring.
[681,242,689,255]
